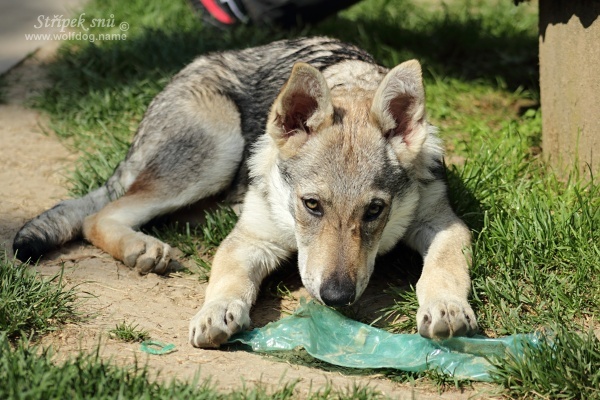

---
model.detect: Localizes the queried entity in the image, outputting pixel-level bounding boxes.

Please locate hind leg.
[84,194,177,274]
[84,90,245,274]
[84,143,243,274]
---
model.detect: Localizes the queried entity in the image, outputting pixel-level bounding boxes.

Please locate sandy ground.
[0,45,496,399]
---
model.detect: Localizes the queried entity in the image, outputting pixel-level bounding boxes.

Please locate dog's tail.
[12,165,127,262]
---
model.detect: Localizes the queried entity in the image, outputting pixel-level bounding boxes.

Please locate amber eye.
[364,202,384,221]
[303,198,322,216]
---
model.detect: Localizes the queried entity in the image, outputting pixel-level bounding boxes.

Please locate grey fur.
[13,188,110,261]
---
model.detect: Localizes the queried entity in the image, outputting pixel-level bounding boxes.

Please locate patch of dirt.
[0,44,493,399]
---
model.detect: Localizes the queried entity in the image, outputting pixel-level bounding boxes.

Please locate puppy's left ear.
[371,60,428,162]
[268,62,334,159]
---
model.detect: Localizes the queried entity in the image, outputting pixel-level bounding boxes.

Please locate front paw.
[417,298,477,340]
[189,299,250,348]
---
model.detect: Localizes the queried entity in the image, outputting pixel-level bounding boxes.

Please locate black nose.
[319,272,356,306]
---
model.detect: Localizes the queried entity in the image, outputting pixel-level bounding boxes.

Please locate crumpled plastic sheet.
[228,300,539,381]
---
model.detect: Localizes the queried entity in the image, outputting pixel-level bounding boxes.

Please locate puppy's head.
[266,61,433,306]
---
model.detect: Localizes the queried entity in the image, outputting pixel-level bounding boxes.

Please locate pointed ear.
[371,60,428,161]
[267,62,334,158]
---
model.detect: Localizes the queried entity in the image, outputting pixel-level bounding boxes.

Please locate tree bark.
[539,0,600,177]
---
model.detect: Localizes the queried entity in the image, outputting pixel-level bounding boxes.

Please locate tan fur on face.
[295,195,390,301]
[289,107,395,301]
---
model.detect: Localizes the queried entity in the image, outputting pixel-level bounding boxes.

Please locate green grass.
[0,319,386,400]
[108,321,150,343]
[429,105,600,339]
[10,0,600,397]
[150,206,238,280]
[0,253,78,339]
[4,334,372,400]
[450,116,600,398]
[493,326,600,399]
[198,206,239,249]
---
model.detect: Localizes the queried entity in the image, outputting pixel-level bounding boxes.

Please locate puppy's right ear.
[267,62,334,159]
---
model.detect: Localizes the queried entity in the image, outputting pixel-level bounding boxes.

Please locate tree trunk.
[539,0,600,177]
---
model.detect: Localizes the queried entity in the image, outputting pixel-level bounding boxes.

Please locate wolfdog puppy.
[13,37,477,347]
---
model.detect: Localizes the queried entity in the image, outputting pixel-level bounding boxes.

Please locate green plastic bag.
[229,300,538,381]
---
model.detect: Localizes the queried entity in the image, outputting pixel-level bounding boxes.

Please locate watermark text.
[33,13,129,33]
[25,31,127,43]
